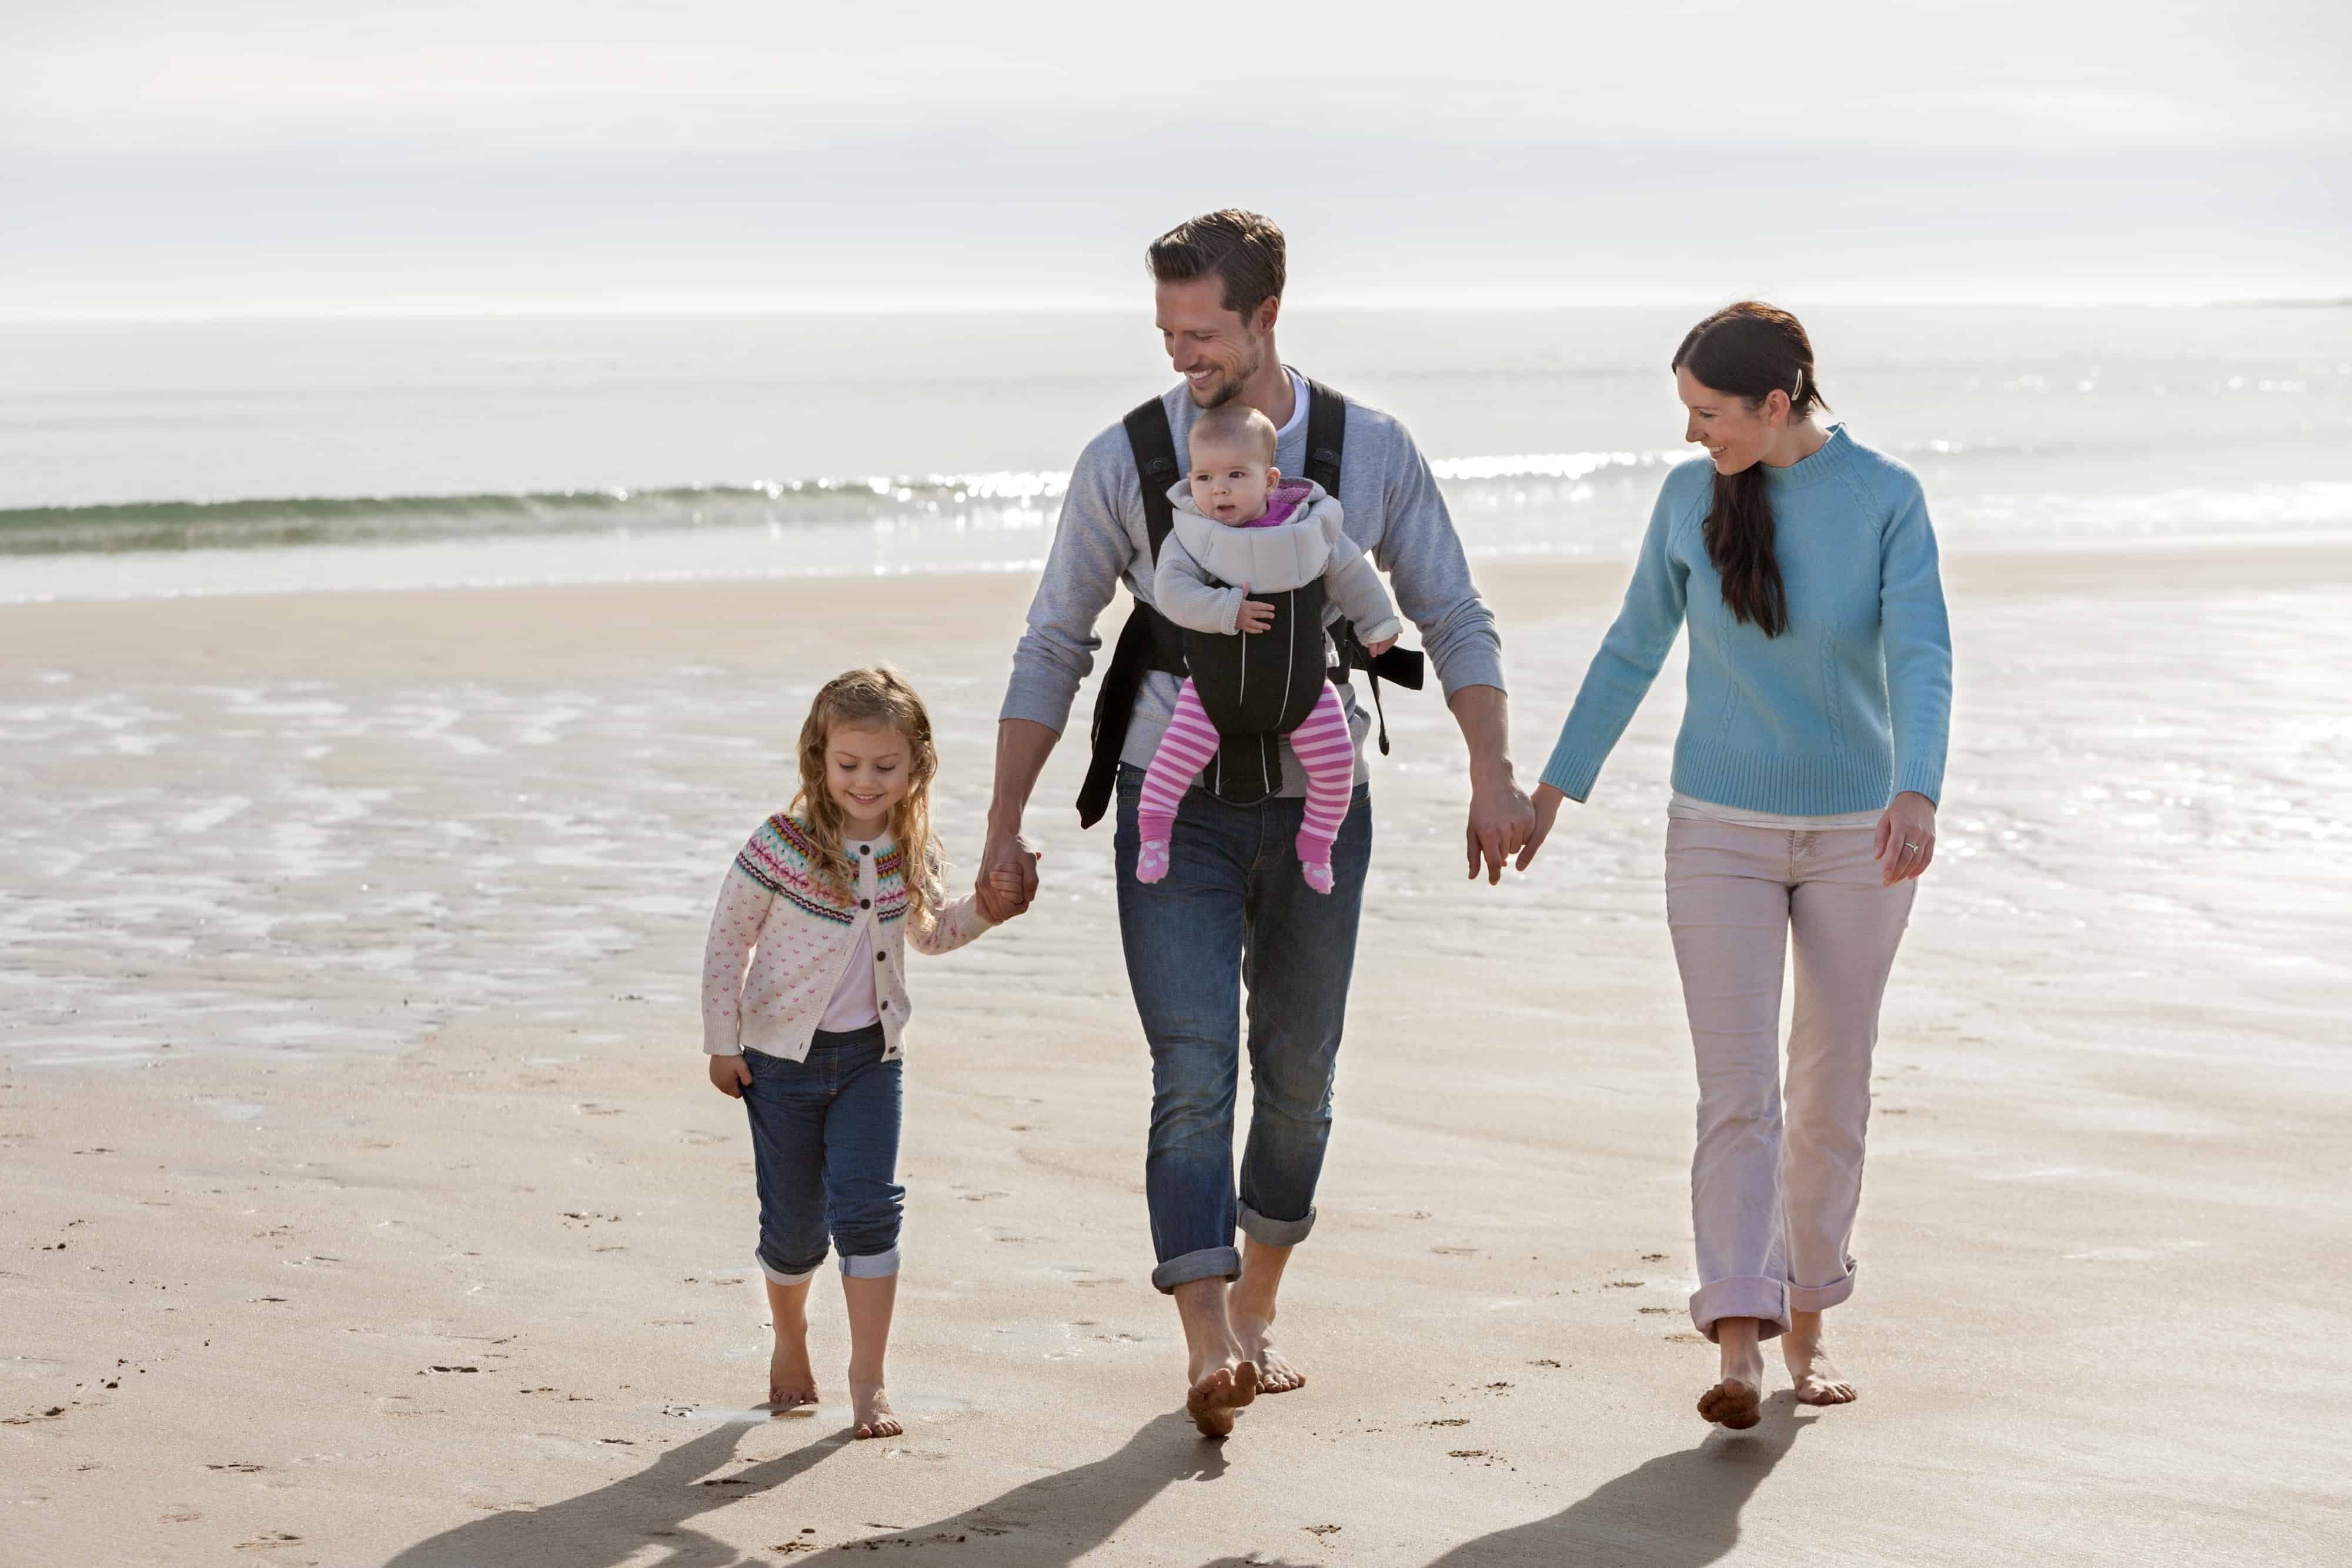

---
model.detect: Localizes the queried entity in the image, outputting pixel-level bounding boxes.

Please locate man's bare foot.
[848,1378,902,1440]
[1231,1312,1304,1395]
[767,1336,819,1413]
[1783,1311,1856,1406]
[1185,1358,1259,1438]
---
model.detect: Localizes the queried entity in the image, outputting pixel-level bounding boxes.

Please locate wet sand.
[3,540,2348,1566]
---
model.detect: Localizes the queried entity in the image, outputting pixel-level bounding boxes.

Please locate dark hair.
[1147,210,1287,323]
[1671,302,1829,638]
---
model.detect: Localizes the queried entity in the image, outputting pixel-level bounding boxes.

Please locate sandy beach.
[3,538,2348,1566]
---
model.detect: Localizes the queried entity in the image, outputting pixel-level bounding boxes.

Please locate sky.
[4,0,2348,317]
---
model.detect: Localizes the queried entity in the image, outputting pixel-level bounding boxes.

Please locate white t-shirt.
[816,840,883,1032]
[1668,791,1883,831]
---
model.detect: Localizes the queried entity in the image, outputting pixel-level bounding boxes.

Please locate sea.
[5,305,2350,602]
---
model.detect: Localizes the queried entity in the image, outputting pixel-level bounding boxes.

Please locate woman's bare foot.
[767,1336,819,1413]
[1783,1310,1856,1406]
[1231,1310,1304,1394]
[848,1378,902,1440]
[1699,1316,1765,1429]
[1185,1355,1259,1438]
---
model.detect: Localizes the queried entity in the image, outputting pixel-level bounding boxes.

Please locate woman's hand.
[1235,597,1275,634]
[707,1053,752,1098]
[1515,782,1569,872]
[1873,791,1937,886]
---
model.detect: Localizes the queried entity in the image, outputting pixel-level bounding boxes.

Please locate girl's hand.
[1515,782,1568,872]
[986,867,1030,920]
[1873,791,1937,886]
[1235,598,1275,634]
[707,1054,752,1098]
[1365,635,1397,657]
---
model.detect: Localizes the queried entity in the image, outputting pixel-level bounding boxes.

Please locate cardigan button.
[876,951,886,962]
[859,898,871,909]
[858,844,871,855]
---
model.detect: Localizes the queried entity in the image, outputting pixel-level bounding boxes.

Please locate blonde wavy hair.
[791,666,944,932]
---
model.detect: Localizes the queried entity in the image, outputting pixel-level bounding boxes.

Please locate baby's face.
[1187,440,1272,526]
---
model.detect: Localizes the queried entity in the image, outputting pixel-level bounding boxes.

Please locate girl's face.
[1678,365,1786,475]
[824,723,911,837]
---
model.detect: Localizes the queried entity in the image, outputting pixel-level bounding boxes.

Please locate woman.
[1519,303,1952,1427]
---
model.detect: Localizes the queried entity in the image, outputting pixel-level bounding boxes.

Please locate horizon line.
[4,288,2349,327]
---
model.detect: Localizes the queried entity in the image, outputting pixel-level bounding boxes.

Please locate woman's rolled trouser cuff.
[1238,1203,1315,1248]
[838,1248,901,1280]
[757,1252,820,1287]
[1150,1245,1242,1295]
[1690,1276,1791,1342]
[1788,1263,1857,1315]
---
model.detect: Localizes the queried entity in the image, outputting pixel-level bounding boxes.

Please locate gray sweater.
[1001,374,1506,795]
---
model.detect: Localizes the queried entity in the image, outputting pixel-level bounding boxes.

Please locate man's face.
[1155,277,1268,409]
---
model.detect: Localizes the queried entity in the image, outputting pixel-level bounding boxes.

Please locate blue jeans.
[1113,763,1372,1292]
[741,1024,904,1282]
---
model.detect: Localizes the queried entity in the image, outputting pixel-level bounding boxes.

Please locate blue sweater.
[1540,426,1953,814]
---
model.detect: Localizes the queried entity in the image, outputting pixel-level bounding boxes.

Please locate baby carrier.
[1075,379,1425,826]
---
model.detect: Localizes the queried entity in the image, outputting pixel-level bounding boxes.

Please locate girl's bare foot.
[1699,1316,1765,1429]
[848,1378,902,1440]
[1783,1310,1856,1405]
[767,1336,819,1413]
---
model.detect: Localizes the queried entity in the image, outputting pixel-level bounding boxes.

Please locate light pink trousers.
[1663,816,1916,1342]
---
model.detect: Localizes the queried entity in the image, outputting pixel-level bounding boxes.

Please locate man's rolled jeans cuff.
[838,1248,901,1281]
[1689,1276,1791,1343]
[1787,1262,1856,1315]
[1238,1202,1315,1249]
[1150,1245,1242,1295]
[756,1251,821,1288]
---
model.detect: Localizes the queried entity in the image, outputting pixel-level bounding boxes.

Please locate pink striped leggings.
[1138,678,1356,884]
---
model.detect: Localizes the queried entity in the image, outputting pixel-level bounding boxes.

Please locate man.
[977,210,1532,1436]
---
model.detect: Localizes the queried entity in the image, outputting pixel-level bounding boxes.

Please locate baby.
[1136,404,1402,893]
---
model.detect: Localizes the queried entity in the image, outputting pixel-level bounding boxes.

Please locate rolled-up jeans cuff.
[757,1252,820,1288]
[1237,1202,1315,1248]
[1690,1276,1791,1342]
[1788,1262,1856,1315]
[1149,1245,1242,1295]
[838,1248,901,1280]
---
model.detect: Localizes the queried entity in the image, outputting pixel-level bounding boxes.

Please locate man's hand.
[1466,770,1535,884]
[1235,598,1275,634]
[707,1054,751,1099]
[975,821,1041,922]
[985,866,1031,921]
[1516,783,1568,871]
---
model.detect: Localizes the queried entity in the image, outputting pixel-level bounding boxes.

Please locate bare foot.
[849,1379,902,1440]
[1700,1316,1765,1429]
[767,1336,819,1414]
[1232,1312,1304,1395]
[1783,1312,1856,1406]
[1696,1378,1762,1429]
[1185,1357,1259,1437]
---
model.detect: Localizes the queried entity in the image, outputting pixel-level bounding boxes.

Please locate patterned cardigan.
[700,813,994,1063]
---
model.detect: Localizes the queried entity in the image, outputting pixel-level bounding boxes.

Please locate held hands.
[1466,770,1538,884]
[1515,782,1568,872]
[1873,791,1937,886]
[707,1053,752,1099]
[1235,597,1276,634]
[975,822,1040,922]
[984,865,1031,921]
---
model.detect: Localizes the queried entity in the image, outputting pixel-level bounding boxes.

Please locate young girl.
[700,666,1021,1439]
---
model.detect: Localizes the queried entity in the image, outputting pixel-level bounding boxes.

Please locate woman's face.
[1677,365,1783,475]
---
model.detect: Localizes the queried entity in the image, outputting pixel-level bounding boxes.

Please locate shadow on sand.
[796,1411,1225,1564]
[382,1418,840,1568]
[1424,1393,1818,1567]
